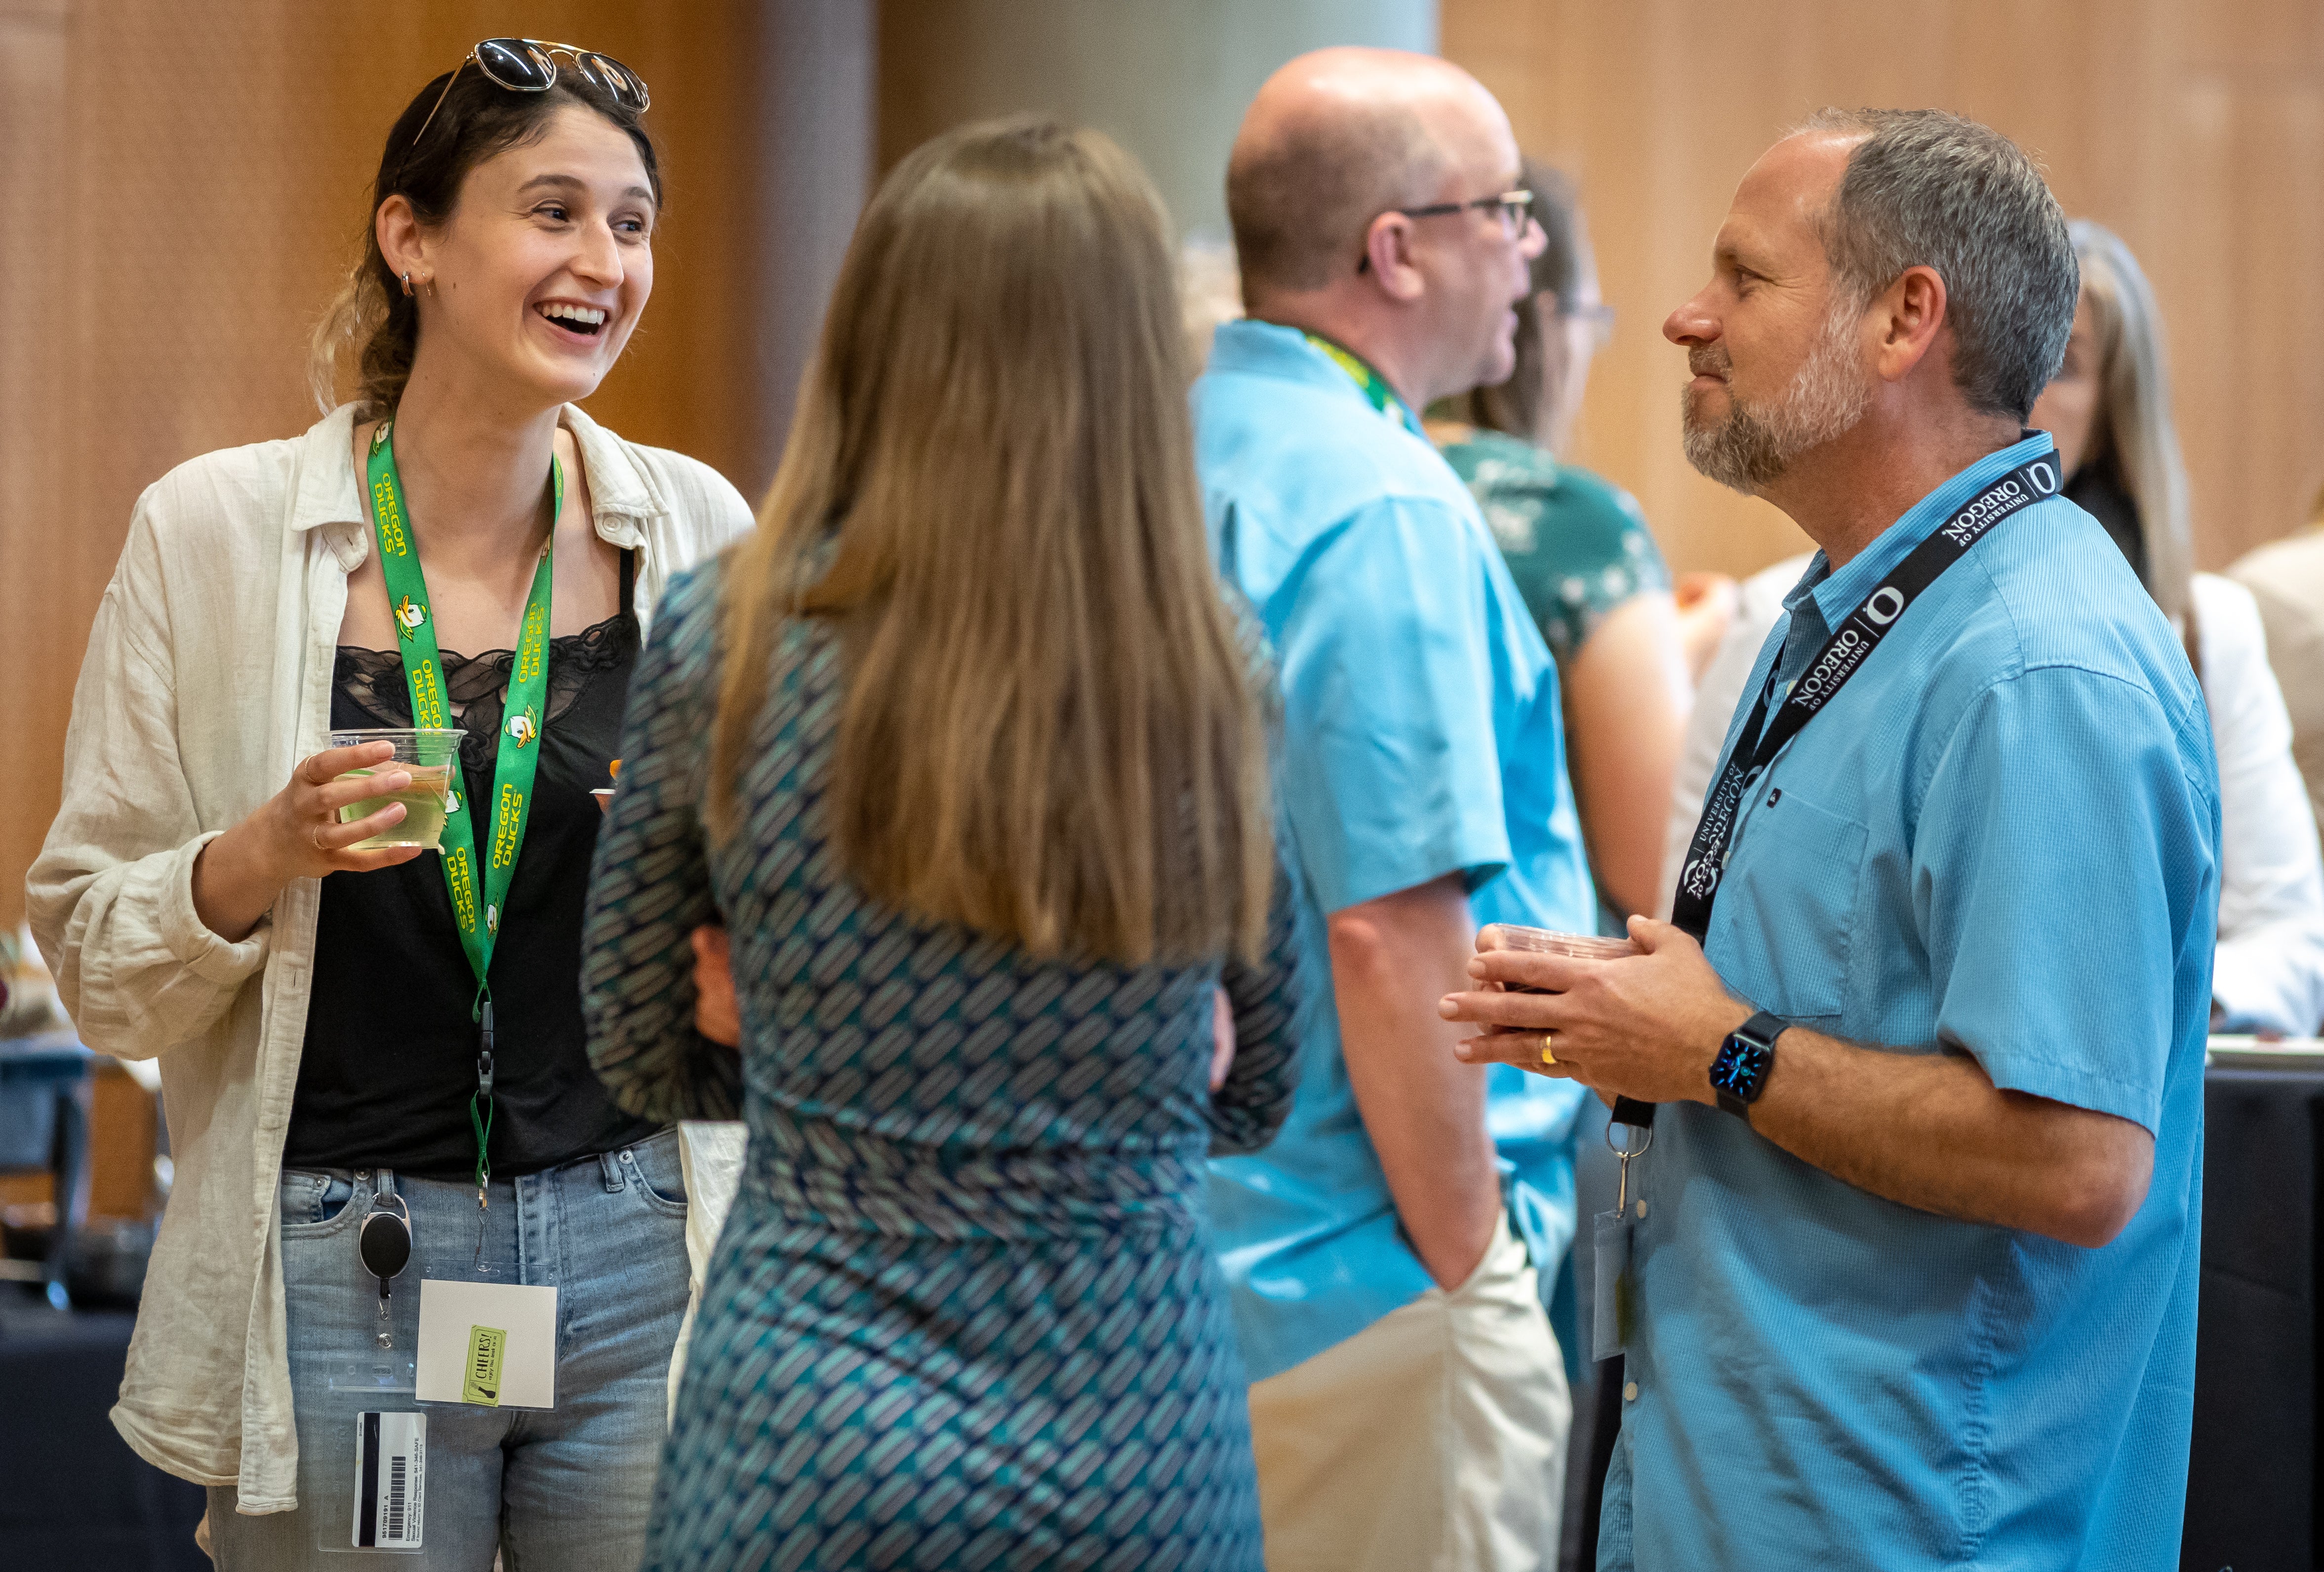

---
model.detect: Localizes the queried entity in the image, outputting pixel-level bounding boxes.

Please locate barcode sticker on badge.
[353,1411,425,1549]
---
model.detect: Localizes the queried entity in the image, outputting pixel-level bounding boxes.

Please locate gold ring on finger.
[1540,1030,1557,1065]
[312,822,326,851]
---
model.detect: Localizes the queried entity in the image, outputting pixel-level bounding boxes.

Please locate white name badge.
[352,1411,425,1550]
[414,1279,558,1409]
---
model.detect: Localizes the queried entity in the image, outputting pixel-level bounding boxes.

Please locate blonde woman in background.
[583,117,1304,1568]
[1668,219,2324,1037]
[31,44,750,1567]
[2033,221,2324,1035]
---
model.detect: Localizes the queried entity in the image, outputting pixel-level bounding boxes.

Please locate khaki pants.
[1248,1216,1570,1572]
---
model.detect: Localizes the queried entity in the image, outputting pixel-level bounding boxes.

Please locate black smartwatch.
[1708,1010,1787,1120]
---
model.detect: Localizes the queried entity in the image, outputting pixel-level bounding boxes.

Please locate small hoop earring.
[400,271,414,298]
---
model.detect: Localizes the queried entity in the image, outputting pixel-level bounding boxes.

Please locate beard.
[1681,299,1873,492]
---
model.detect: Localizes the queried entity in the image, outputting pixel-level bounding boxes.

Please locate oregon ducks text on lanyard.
[1613,437,2064,1135]
[365,418,561,1242]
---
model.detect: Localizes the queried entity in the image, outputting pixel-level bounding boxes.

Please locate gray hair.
[1798,108,2077,421]
[2070,220,2194,625]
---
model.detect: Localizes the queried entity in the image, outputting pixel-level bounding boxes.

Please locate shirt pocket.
[1714,785,1867,1025]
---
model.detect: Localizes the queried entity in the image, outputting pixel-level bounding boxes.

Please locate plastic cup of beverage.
[329,728,462,851]
[1481,925,1641,962]
[1480,925,1639,994]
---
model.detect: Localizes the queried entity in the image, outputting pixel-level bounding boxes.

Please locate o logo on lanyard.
[2027,460,2060,496]
[1863,587,1906,625]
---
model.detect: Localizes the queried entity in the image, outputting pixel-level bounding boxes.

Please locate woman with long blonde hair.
[583,117,1304,1567]
[2032,220,2324,1034]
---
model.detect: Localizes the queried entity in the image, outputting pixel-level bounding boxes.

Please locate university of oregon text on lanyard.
[1610,436,2064,1136]
[365,418,560,1244]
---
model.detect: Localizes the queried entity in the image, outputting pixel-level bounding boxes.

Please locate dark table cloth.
[0,1307,206,1569]
[2185,1064,2324,1572]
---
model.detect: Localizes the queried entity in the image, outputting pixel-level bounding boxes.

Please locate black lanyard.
[1615,438,2062,1132]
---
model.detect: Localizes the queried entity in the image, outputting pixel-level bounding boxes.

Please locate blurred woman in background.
[1431,165,1731,922]
[583,117,1304,1568]
[31,43,750,1566]
[2031,220,2324,1035]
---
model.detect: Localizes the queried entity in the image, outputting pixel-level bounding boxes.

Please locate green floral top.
[1438,427,1670,667]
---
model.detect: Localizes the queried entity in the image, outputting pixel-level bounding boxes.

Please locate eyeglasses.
[407,39,651,163]
[1393,189,1537,235]
[1358,189,1536,273]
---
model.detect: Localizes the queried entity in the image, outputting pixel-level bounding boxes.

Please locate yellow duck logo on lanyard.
[505,706,540,748]
[393,595,427,640]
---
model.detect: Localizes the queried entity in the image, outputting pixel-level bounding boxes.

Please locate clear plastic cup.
[1480,925,1638,993]
[329,728,463,851]
[1481,925,1640,961]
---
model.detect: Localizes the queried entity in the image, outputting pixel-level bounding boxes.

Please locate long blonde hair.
[709,117,1273,966]
[2071,220,2195,625]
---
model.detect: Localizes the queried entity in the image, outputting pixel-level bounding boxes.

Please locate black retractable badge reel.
[358,1184,414,1351]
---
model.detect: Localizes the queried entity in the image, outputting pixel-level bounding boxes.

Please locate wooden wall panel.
[876,0,1435,241]
[0,2,870,932]
[0,0,69,936]
[1441,0,2324,580]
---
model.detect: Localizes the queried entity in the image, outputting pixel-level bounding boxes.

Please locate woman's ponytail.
[307,252,411,419]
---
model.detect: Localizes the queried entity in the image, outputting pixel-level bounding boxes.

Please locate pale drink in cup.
[330,727,462,851]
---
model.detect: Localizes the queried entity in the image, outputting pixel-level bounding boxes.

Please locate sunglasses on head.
[406,38,651,163]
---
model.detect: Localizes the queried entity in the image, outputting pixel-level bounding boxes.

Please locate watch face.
[1710,1039,1772,1098]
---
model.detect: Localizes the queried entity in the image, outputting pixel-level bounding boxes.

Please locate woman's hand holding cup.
[269,741,433,874]
[192,742,427,942]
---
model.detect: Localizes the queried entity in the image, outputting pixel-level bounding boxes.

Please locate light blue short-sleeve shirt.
[1606,435,2219,1569]
[1194,320,1597,1382]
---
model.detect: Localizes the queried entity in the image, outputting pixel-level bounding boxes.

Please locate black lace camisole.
[284,553,662,1179]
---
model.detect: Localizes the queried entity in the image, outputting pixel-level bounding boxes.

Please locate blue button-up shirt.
[1195,319,1597,1382]
[1608,435,2218,1569]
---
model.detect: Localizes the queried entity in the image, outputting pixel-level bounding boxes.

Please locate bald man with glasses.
[1198,48,1593,1572]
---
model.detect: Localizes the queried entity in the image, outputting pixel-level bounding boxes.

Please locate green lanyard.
[364,419,561,1216]
[1304,332,1427,439]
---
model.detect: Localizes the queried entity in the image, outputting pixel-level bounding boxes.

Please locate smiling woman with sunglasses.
[29,44,750,1571]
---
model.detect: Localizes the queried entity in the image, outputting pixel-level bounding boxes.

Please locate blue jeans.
[206,1129,690,1570]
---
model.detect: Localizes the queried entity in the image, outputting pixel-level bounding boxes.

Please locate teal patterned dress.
[582,561,1305,1571]
[1437,427,1671,667]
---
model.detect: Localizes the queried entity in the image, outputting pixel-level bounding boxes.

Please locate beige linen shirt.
[27,402,753,1512]
[2232,527,2324,832]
